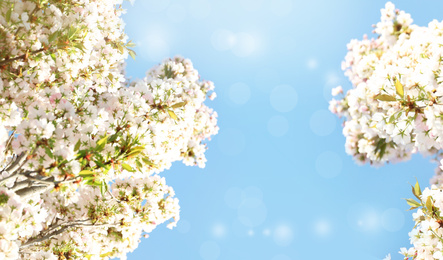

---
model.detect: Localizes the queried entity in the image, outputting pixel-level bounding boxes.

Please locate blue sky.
[121,1,443,259]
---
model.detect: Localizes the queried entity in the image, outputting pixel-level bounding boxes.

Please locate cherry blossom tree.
[0,0,218,259]
[331,2,443,259]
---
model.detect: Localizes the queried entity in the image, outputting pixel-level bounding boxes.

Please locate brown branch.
[20,221,117,249]
[15,184,52,199]
[0,48,46,66]
[0,152,28,186]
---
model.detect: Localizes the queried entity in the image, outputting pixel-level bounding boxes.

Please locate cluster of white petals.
[330,2,443,167]
[0,0,218,258]
[331,2,443,259]
[401,186,443,260]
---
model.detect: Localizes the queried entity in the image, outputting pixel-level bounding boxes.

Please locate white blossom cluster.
[0,0,218,258]
[401,186,443,260]
[330,2,443,166]
[331,2,443,259]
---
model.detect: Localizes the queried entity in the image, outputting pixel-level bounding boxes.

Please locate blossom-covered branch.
[0,0,218,259]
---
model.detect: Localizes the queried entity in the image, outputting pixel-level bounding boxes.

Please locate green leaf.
[426,196,433,210]
[121,163,135,172]
[95,135,108,152]
[374,138,387,160]
[6,6,12,23]
[142,157,153,165]
[100,252,113,257]
[97,135,108,146]
[128,49,136,60]
[94,160,106,168]
[100,180,108,196]
[127,146,145,157]
[126,41,136,48]
[79,170,94,177]
[48,31,59,44]
[168,110,178,120]
[67,26,79,40]
[388,114,396,124]
[44,147,53,158]
[375,94,397,102]
[74,140,81,152]
[73,43,86,53]
[171,102,187,109]
[108,134,118,143]
[414,181,422,198]
[131,146,145,152]
[135,159,143,170]
[395,79,404,98]
[50,53,57,62]
[405,198,421,208]
[127,150,142,157]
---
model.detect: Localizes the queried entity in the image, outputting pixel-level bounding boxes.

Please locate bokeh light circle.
[272,255,291,260]
[167,4,187,23]
[189,0,211,20]
[217,128,246,156]
[142,27,170,62]
[199,241,221,260]
[270,85,298,113]
[347,204,380,233]
[309,109,336,136]
[273,224,294,247]
[381,208,405,232]
[315,151,342,179]
[307,58,318,69]
[140,0,170,13]
[225,187,244,209]
[238,198,267,227]
[270,0,293,17]
[314,219,331,237]
[232,33,257,57]
[212,223,227,238]
[267,115,289,137]
[242,186,264,201]
[229,82,251,105]
[240,0,264,11]
[255,68,281,93]
[177,219,191,234]
[211,29,237,51]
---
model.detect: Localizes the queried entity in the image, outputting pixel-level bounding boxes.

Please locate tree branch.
[4,152,27,173]
[0,152,28,186]
[15,184,52,200]
[0,48,46,66]
[20,221,117,249]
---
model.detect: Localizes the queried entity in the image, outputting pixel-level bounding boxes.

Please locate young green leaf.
[74,140,81,152]
[414,181,422,198]
[426,196,433,210]
[405,198,421,208]
[395,78,404,98]
[171,102,187,109]
[126,41,136,48]
[128,49,136,60]
[122,163,135,172]
[168,110,178,120]
[48,31,59,44]
[79,170,95,177]
[375,94,397,102]
[6,6,12,23]
[97,135,108,146]
[100,180,108,196]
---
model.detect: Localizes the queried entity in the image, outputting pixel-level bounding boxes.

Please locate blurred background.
[121,1,443,259]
